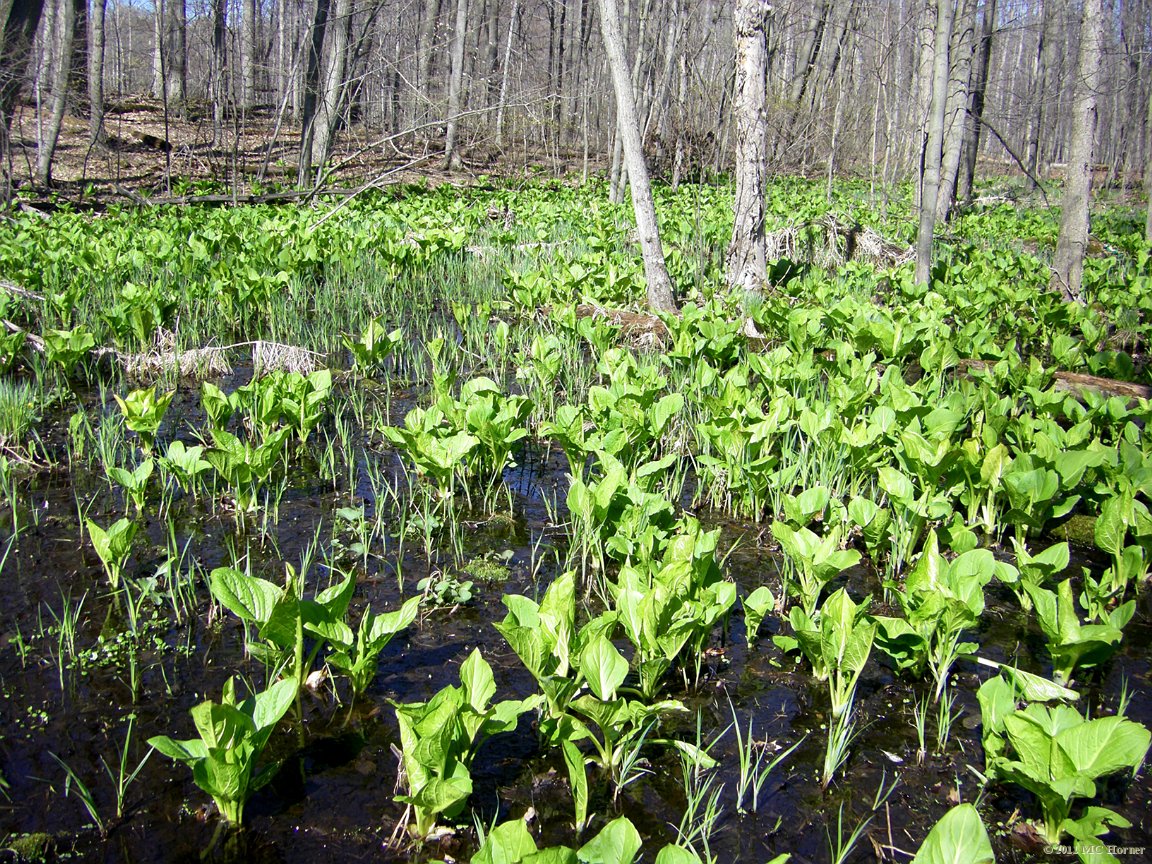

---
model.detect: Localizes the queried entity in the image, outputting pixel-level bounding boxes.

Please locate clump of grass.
[0,378,38,448]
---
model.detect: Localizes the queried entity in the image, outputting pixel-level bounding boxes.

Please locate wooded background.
[0,0,1149,198]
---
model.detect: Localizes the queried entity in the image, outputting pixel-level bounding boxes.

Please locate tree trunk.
[150,0,164,100]
[307,0,351,185]
[595,0,676,313]
[935,0,976,223]
[1050,0,1101,305]
[443,0,467,168]
[1024,0,1051,185]
[211,0,227,145]
[243,0,257,109]
[914,0,953,286]
[297,0,330,185]
[726,0,770,296]
[1,1,47,153]
[1146,81,1151,246]
[87,0,105,142]
[957,0,995,204]
[494,0,517,148]
[36,0,75,187]
[168,0,185,110]
[416,0,440,123]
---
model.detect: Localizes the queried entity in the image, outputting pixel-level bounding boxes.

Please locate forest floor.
[6,98,588,207]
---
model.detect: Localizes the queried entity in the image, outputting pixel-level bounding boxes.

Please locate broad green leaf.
[910,804,995,864]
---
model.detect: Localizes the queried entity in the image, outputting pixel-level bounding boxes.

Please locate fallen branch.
[978,117,1051,207]
[2,320,323,377]
[958,359,1151,401]
[0,280,44,302]
[764,215,912,270]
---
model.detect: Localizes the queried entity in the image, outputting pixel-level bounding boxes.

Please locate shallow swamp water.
[0,369,1149,864]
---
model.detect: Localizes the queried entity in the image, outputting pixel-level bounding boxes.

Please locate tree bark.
[494,0,517,148]
[595,0,676,313]
[211,0,227,144]
[1146,81,1151,246]
[915,0,953,286]
[416,0,441,123]
[243,0,257,109]
[150,0,164,100]
[444,0,467,168]
[87,0,105,142]
[957,0,996,204]
[298,0,330,185]
[727,0,770,296]
[1050,0,1102,305]
[1024,0,1051,185]
[307,0,351,185]
[935,0,976,223]
[1,1,46,148]
[169,0,185,109]
[36,0,75,187]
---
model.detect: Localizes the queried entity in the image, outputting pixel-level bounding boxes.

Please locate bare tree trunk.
[1051,0,1102,305]
[957,0,996,204]
[36,0,75,187]
[494,0,517,148]
[150,0,164,99]
[443,0,467,168]
[416,0,440,123]
[915,0,953,286]
[1146,82,1151,245]
[307,0,351,184]
[88,0,105,142]
[727,0,770,295]
[243,0,257,109]
[211,0,227,145]
[298,0,329,185]
[935,0,975,223]
[1024,0,1051,185]
[1,1,47,159]
[169,0,185,110]
[595,0,676,312]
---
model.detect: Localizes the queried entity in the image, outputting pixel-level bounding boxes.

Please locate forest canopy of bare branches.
[0,0,1148,196]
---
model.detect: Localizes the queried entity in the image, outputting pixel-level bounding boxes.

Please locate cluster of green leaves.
[978,672,1150,853]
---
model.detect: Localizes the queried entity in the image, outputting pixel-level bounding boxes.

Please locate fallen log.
[958,359,1151,401]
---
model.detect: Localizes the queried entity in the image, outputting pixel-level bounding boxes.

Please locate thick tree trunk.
[1050,0,1102,305]
[1,1,46,140]
[935,0,976,223]
[297,0,330,185]
[416,0,440,123]
[211,0,227,144]
[169,0,185,109]
[36,0,75,187]
[150,0,164,100]
[1024,0,1051,185]
[307,0,351,185]
[726,0,770,296]
[243,0,257,109]
[595,0,676,312]
[87,0,105,143]
[443,0,467,168]
[915,0,953,286]
[957,0,996,205]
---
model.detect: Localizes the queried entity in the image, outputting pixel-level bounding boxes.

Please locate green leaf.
[209,567,282,625]
[461,649,497,713]
[473,819,539,864]
[654,846,704,864]
[580,635,628,702]
[577,817,642,864]
[910,804,995,864]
